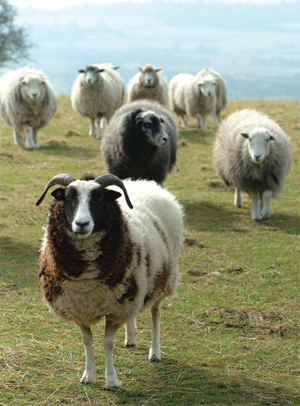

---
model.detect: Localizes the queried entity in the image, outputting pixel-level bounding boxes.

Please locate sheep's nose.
[255,154,261,160]
[75,220,90,227]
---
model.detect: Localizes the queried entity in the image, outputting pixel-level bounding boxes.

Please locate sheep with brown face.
[36,173,183,389]
[126,64,169,107]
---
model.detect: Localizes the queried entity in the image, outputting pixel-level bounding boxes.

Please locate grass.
[0,97,299,405]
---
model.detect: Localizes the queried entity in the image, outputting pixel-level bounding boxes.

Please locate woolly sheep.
[36,172,184,389]
[126,64,169,107]
[213,109,292,220]
[0,66,58,149]
[169,68,227,129]
[71,63,125,139]
[101,100,178,184]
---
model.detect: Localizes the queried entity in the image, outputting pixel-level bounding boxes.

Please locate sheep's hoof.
[125,342,136,348]
[106,382,120,391]
[149,352,161,363]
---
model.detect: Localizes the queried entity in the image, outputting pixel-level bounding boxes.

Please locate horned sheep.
[126,64,169,107]
[169,68,227,129]
[0,66,58,149]
[213,109,292,220]
[71,63,125,139]
[36,172,184,389]
[102,100,178,184]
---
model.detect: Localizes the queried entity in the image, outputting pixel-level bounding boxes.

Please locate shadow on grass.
[183,200,300,235]
[116,357,298,406]
[0,236,39,285]
[39,139,99,159]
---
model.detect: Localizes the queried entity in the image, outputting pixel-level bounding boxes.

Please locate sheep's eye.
[145,123,152,129]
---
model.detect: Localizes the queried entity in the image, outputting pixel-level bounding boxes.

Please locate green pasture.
[0,98,299,405]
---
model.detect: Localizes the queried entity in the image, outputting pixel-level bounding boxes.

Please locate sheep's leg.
[195,114,202,128]
[79,324,97,384]
[125,319,137,348]
[100,116,107,129]
[250,193,262,220]
[89,118,96,137]
[234,188,243,208]
[149,301,161,363]
[23,124,35,149]
[212,111,218,123]
[13,129,23,146]
[103,319,121,389]
[180,116,187,127]
[96,115,103,139]
[32,129,39,149]
[216,109,222,123]
[261,190,273,219]
[202,115,208,130]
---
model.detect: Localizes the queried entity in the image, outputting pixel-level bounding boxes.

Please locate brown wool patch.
[117,275,138,303]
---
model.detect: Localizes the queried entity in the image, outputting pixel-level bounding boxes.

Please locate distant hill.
[2,0,300,99]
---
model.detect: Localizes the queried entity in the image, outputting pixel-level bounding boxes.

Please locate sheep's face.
[197,79,217,97]
[241,128,275,164]
[136,110,168,146]
[51,180,121,239]
[79,66,105,86]
[20,75,45,101]
[139,66,161,88]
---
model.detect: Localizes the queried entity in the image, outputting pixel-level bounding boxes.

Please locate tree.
[0,0,32,67]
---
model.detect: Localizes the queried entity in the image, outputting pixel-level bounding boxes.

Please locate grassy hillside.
[0,98,299,405]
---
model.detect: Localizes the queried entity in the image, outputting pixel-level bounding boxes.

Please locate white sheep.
[213,109,292,220]
[126,64,169,107]
[71,63,125,139]
[169,68,227,129]
[0,66,58,149]
[36,173,184,389]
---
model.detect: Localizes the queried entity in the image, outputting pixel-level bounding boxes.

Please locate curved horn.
[94,174,133,209]
[36,174,76,206]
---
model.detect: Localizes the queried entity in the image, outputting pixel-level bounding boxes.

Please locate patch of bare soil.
[194,307,291,337]
[184,237,205,248]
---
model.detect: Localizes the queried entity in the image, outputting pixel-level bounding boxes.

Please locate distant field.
[0,98,299,405]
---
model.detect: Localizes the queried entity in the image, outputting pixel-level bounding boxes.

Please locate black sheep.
[101,100,178,184]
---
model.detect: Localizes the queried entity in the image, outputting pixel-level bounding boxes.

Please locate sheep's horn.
[36,174,76,206]
[94,174,133,209]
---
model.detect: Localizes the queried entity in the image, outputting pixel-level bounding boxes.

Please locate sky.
[9,0,298,11]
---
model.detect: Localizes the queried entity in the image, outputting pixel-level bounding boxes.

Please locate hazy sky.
[10,0,298,11]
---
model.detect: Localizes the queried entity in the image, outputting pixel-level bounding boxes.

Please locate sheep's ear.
[241,132,249,139]
[160,117,164,123]
[138,67,143,72]
[78,69,85,73]
[102,189,122,202]
[51,188,65,201]
[97,69,105,73]
[113,66,120,70]
[155,68,162,73]
[134,109,144,125]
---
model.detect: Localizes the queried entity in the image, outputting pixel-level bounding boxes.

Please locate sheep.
[169,68,227,129]
[36,172,184,389]
[71,63,125,139]
[0,66,58,149]
[101,100,178,184]
[126,64,169,107]
[213,109,292,220]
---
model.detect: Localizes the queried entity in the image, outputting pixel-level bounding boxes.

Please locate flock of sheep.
[0,63,292,389]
